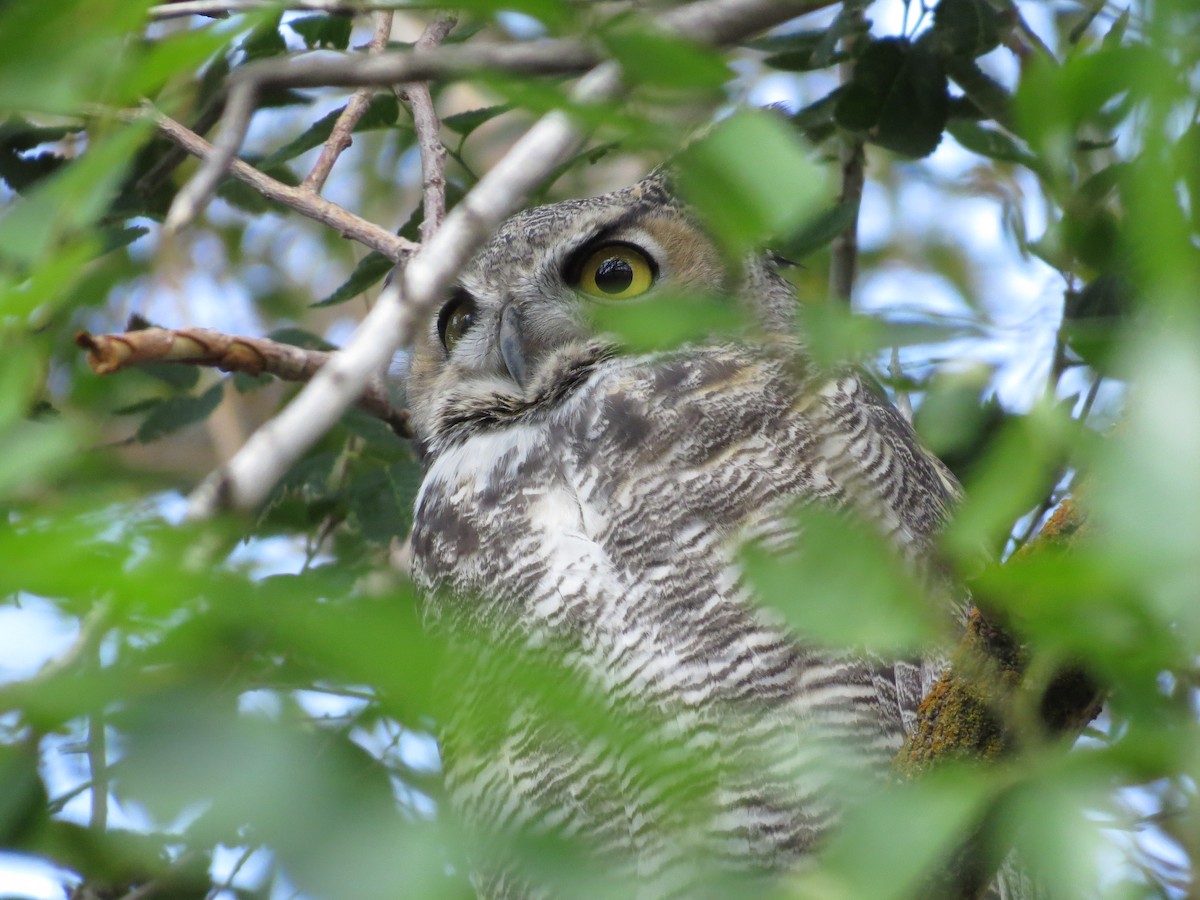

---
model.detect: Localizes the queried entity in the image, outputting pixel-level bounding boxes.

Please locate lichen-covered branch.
[76,326,412,438]
[895,498,1103,897]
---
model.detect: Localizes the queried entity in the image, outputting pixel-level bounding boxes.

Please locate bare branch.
[185,0,837,517]
[162,44,591,234]
[149,0,404,19]
[76,326,412,438]
[829,1,866,304]
[87,710,107,832]
[829,135,864,302]
[165,0,841,231]
[405,14,457,242]
[301,11,395,195]
[145,107,417,260]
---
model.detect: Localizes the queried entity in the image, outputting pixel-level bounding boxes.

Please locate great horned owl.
[405,171,966,896]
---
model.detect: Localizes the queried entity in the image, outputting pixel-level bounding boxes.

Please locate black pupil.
[449,306,473,338]
[594,257,633,294]
[439,295,476,349]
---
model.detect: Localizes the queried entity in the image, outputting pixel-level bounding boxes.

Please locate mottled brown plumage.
[405,172,1014,897]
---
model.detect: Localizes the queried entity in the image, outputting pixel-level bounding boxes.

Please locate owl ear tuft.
[632,167,676,203]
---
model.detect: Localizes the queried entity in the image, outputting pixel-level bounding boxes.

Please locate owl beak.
[499,303,529,389]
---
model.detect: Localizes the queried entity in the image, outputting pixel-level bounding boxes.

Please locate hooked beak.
[499,303,529,389]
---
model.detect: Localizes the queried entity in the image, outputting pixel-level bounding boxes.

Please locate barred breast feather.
[410,341,959,897]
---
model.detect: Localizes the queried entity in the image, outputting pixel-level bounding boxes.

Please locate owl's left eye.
[572,242,656,300]
[437,291,477,352]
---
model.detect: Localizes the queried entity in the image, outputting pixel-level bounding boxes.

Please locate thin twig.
[406,14,457,242]
[162,43,590,233]
[87,711,107,831]
[829,2,867,304]
[301,11,395,194]
[76,326,412,438]
[185,0,837,517]
[204,844,261,900]
[144,107,417,260]
[165,0,841,231]
[1077,370,1104,422]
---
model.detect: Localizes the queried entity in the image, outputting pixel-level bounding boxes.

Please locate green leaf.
[443,104,514,138]
[0,117,77,192]
[0,418,79,500]
[345,459,422,545]
[673,109,828,254]
[257,94,403,170]
[835,38,949,158]
[1013,332,1200,665]
[314,251,394,308]
[590,293,746,352]
[232,371,273,393]
[287,14,354,50]
[929,0,1009,58]
[0,742,49,846]
[241,15,287,63]
[912,364,1009,482]
[136,382,224,443]
[138,361,201,390]
[100,224,149,255]
[743,505,941,653]
[267,327,336,351]
[944,57,1013,128]
[789,88,843,144]
[801,768,997,900]
[772,199,859,261]
[0,123,150,268]
[745,29,827,53]
[942,401,1074,560]
[946,120,1036,166]
[811,1,873,69]
[0,0,154,113]
[601,26,730,92]
[1014,46,1152,156]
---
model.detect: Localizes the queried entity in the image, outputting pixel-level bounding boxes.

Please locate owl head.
[405,170,799,447]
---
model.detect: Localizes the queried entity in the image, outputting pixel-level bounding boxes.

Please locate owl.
[405,171,977,897]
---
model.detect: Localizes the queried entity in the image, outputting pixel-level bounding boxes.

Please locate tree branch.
[405,14,457,243]
[164,0,841,233]
[143,106,417,260]
[829,2,867,304]
[300,11,396,195]
[149,0,409,18]
[76,326,412,438]
[183,0,841,517]
[895,498,1104,897]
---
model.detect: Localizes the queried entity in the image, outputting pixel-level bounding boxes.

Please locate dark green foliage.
[315,250,394,308]
[1,0,1198,897]
[835,38,949,157]
[257,94,405,170]
[288,14,355,51]
[442,103,513,138]
[135,382,224,443]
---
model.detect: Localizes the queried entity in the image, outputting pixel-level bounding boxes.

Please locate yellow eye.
[437,292,476,352]
[576,243,655,300]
